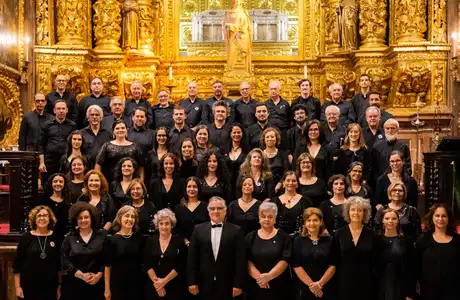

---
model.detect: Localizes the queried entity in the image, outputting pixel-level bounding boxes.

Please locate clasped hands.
[152,277,167,297]
[188,285,242,297]
[78,272,102,285]
[309,281,323,298]
[256,273,273,289]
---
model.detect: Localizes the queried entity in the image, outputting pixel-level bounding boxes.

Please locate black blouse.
[293,144,331,182]
[267,149,290,185]
[69,181,84,204]
[334,147,370,179]
[236,175,275,201]
[374,204,422,242]
[174,202,209,241]
[227,200,261,235]
[110,181,129,209]
[375,174,419,208]
[224,151,247,201]
[77,193,116,227]
[124,200,158,235]
[146,149,166,183]
[149,177,185,210]
[297,178,328,207]
[199,177,230,203]
[180,158,198,180]
[319,199,346,234]
[271,196,312,236]
[40,197,71,242]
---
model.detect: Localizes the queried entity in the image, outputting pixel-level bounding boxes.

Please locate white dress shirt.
[211,222,223,260]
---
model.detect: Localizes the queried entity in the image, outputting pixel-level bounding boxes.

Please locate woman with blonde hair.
[105,206,145,300]
[13,206,61,300]
[237,148,274,202]
[292,207,337,300]
[260,127,290,190]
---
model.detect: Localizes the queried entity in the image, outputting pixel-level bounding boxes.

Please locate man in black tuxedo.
[187,196,246,300]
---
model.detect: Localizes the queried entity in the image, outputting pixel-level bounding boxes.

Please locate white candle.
[304,65,308,78]
[169,66,173,80]
[24,36,30,62]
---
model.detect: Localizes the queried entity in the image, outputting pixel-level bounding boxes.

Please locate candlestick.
[304,65,308,78]
[24,36,30,62]
[169,66,173,80]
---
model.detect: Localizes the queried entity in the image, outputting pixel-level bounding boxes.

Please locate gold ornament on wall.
[392,64,431,107]
[359,0,387,48]
[393,0,427,43]
[35,0,52,46]
[56,0,89,46]
[122,0,140,50]
[93,0,122,52]
[138,0,155,53]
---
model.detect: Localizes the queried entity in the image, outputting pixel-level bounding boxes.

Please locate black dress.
[61,229,107,300]
[123,200,157,235]
[109,181,129,209]
[345,184,372,201]
[267,149,290,185]
[224,151,246,201]
[77,194,116,228]
[106,233,146,300]
[149,178,185,210]
[227,200,261,235]
[375,236,415,300]
[174,202,209,241]
[13,232,60,300]
[293,144,331,182]
[40,197,70,244]
[245,230,293,300]
[334,226,378,300]
[271,196,312,236]
[180,158,198,180]
[69,181,84,204]
[236,175,275,202]
[415,233,460,300]
[291,235,337,300]
[334,148,370,180]
[96,142,144,184]
[146,149,166,184]
[374,204,422,242]
[374,174,419,208]
[319,200,346,234]
[199,177,230,203]
[297,178,327,207]
[143,234,188,300]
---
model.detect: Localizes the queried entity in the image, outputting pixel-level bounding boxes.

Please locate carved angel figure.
[122,0,139,50]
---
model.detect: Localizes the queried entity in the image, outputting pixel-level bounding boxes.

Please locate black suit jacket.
[187,221,246,300]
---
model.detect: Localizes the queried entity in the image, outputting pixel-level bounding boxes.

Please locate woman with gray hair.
[143,208,187,300]
[334,196,378,300]
[245,202,293,300]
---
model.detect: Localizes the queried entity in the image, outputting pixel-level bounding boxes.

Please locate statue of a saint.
[122,0,139,50]
[339,0,358,50]
[223,0,253,76]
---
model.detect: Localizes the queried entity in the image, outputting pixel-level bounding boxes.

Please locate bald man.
[265,81,292,149]
[179,82,207,129]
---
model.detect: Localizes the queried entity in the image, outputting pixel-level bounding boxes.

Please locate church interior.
[0,0,459,297]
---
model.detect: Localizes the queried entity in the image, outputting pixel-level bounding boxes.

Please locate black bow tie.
[211,224,223,228]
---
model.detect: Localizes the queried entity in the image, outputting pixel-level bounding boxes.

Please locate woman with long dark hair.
[197,151,231,203]
[223,123,247,201]
[68,156,86,204]
[194,125,219,162]
[59,130,87,174]
[345,161,372,200]
[146,127,169,184]
[123,178,157,235]
[178,138,199,180]
[109,157,139,208]
[228,176,261,235]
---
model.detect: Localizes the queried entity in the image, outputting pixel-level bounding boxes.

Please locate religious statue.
[122,0,139,50]
[339,0,358,50]
[223,0,253,76]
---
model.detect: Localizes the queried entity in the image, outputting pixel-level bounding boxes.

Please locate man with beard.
[361,106,385,151]
[233,81,258,128]
[286,104,308,154]
[151,89,175,130]
[291,79,321,121]
[321,83,355,127]
[351,74,371,119]
[79,105,111,169]
[205,81,234,123]
[247,103,276,149]
[265,81,291,149]
[358,91,393,128]
[321,105,345,157]
[370,118,412,183]
[45,74,78,123]
[207,102,231,152]
[124,81,153,126]
[127,107,155,157]
[168,106,193,155]
[77,77,111,128]
[180,82,207,129]
[101,96,131,132]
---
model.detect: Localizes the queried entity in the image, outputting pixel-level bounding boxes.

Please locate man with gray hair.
[322,105,345,156]
[124,80,153,126]
[320,83,356,127]
[101,96,131,132]
[361,106,385,151]
[80,104,111,168]
[187,196,246,300]
[265,81,292,149]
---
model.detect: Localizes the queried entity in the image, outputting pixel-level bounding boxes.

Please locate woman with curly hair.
[149,153,185,210]
[223,123,248,201]
[197,151,231,203]
[42,173,72,243]
[77,170,116,231]
[59,130,88,174]
[415,203,460,300]
[13,206,61,300]
[109,157,139,209]
[178,138,199,180]
[237,148,274,202]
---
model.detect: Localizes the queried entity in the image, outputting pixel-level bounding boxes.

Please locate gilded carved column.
[393,0,427,42]
[323,0,341,53]
[93,0,122,52]
[56,0,90,46]
[359,0,387,48]
[138,0,155,53]
[428,0,447,43]
[35,0,55,46]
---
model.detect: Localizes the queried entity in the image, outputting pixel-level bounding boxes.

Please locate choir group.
[12,75,460,300]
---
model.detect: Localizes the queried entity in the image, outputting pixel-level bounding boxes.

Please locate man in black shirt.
[45,74,78,122]
[265,81,291,149]
[151,89,175,129]
[124,81,153,126]
[179,82,207,129]
[247,103,275,149]
[207,102,231,152]
[205,80,234,123]
[351,74,371,120]
[77,77,111,128]
[233,81,258,128]
[101,96,131,132]
[321,83,356,127]
[321,105,345,156]
[168,106,193,155]
[358,91,393,128]
[39,100,77,185]
[19,93,53,151]
[79,104,111,169]
[361,106,385,151]
[291,79,321,121]
[127,107,155,157]
[286,104,308,154]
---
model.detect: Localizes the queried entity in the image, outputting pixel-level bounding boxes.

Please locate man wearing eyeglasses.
[45,74,78,123]
[187,196,246,300]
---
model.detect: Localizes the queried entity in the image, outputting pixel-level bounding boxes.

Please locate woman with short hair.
[105,206,145,300]
[295,153,327,207]
[124,178,157,235]
[13,206,61,300]
[260,127,290,191]
[144,209,187,300]
[319,174,348,234]
[245,202,292,300]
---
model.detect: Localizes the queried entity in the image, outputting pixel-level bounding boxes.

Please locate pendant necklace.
[37,235,48,260]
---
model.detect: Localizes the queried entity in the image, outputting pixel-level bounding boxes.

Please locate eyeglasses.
[390,159,402,164]
[37,214,49,219]
[300,161,312,165]
[209,207,225,212]
[392,189,404,193]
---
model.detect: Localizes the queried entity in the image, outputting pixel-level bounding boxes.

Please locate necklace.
[37,235,48,259]
[120,231,133,238]
[312,239,318,246]
[232,145,241,152]
[241,197,253,204]
[285,194,295,204]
